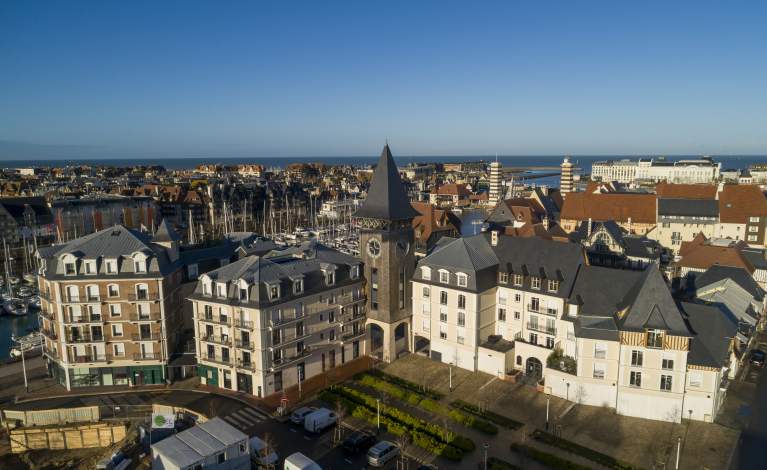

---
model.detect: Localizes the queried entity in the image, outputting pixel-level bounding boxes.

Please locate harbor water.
[0,313,39,360]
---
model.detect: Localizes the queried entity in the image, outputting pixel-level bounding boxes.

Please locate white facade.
[592,158,721,185]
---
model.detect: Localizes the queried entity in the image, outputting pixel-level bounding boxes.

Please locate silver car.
[289,406,317,425]
[367,440,400,467]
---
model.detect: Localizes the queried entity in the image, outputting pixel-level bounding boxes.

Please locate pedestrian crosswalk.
[223,406,271,430]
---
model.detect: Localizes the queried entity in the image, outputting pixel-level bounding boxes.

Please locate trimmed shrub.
[451,399,523,430]
[487,457,522,470]
[367,369,444,400]
[511,444,592,470]
[531,430,639,470]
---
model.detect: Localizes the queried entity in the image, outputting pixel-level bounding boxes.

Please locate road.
[733,359,767,470]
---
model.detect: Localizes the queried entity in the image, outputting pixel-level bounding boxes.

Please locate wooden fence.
[9,422,126,453]
[2,406,100,428]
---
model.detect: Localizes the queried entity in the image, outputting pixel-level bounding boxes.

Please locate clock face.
[367,239,381,257]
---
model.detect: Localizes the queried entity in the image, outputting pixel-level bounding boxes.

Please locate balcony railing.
[342,330,365,342]
[269,314,306,329]
[271,331,311,349]
[235,339,255,350]
[65,314,103,324]
[39,291,54,302]
[39,309,55,321]
[41,328,58,340]
[70,354,108,363]
[203,354,232,366]
[527,304,559,316]
[201,334,233,346]
[133,352,159,361]
[526,322,556,336]
[132,333,159,341]
[128,293,160,302]
[236,359,258,371]
[271,348,311,370]
[66,332,105,343]
[198,314,231,326]
[64,295,102,304]
[233,318,254,329]
[130,312,159,322]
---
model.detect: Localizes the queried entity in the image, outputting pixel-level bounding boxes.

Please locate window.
[86,285,99,301]
[514,293,521,303]
[187,264,198,279]
[457,294,466,309]
[106,259,117,274]
[750,216,760,223]
[293,279,303,294]
[440,311,448,323]
[351,265,360,279]
[660,375,673,391]
[217,452,226,464]
[547,280,559,292]
[439,270,449,283]
[440,291,448,305]
[749,225,759,233]
[65,261,76,275]
[498,308,507,322]
[748,235,758,242]
[593,363,606,380]
[109,304,121,317]
[422,302,430,315]
[421,266,431,280]
[662,358,674,370]
[324,269,335,286]
[422,286,430,298]
[630,371,642,387]
[516,355,522,365]
[498,272,508,284]
[422,318,430,332]
[498,294,507,305]
[239,287,248,301]
[111,324,123,337]
[514,311,520,320]
[113,343,125,357]
[216,283,227,298]
[531,277,541,290]
[689,372,702,387]
[546,337,554,349]
[457,311,465,327]
[512,274,523,286]
[134,259,147,273]
[269,284,280,300]
[295,302,304,317]
[107,284,119,297]
[594,343,607,359]
[457,334,465,344]
[203,280,212,296]
[631,350,643,367]
[439,325,447,340]
[84,261,96,274]
[529,333,538,345]
[135,284,149,301]
[457,273,468,287]
[646,330,663,348]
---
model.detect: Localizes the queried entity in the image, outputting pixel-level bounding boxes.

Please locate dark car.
[342,431,376,454]
[750,349,766,367]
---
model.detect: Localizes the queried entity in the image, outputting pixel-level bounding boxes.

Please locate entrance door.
[525,357,543,379]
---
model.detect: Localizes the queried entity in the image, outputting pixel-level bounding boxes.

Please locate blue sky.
[1,1,765,159]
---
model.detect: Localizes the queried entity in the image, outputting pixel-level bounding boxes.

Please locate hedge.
[321,386,473,460]
[487,457,522,470]
[450,399,524,430]
[531,430,639,470]
[511,443,592,470]
[367,369,444,400]
[358,374,498,435]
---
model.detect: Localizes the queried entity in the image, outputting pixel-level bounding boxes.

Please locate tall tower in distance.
[560,156,574,195]
[488,159,503,206]
[354,144,417,362]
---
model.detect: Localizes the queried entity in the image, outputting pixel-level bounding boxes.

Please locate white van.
[284,452,322,470]
[250,436,279,468]
[303,408,337,433]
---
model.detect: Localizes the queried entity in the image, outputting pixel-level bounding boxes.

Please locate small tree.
[261,432,278,470]
[395,432,410,469]
[334,400,346,443]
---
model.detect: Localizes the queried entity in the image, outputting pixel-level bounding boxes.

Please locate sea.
[0,313,38,361]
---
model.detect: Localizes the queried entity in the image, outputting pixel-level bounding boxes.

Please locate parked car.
[342,430,376,454]
[367,440,400,467]
[750,349,765,367]
[304,408,337,433]
[290,406,317,425]
[250,436,279,468]
[284,452,322,470]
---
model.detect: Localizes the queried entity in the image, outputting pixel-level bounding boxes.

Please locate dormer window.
[105,259,118,274]
[84,261,96,275]
[456,273,468,288]
[439,270,449,284]
[268,283,280,300]
[531,277,541,290]
[324,270,335,286]
[202,279,212,296]
[646,329,664,349]
[65,262,76,275]
[512,274,523,286]
[421,267,432,280]
[239,287,248,301]
[498,272,509,284]
[216,283,227,298]
[350,265,360,280]
[293,279,304,295]
[547,280,559,292]
[134,260,147,273]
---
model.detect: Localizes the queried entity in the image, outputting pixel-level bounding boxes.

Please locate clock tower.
[354,144,417,362]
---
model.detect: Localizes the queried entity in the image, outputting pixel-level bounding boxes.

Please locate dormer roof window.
[350,264,360,280]
[84,260,96,275]
[421,266,432,280]
[325,270,335,286]
[293,278,304,295]
[105,259,118,274]
[216,282,227,298]
[439,270,449,284]
[456,273,468,288]
[268,283,281,301]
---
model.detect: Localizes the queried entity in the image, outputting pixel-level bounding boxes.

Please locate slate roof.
[655,183,717,200]
[153,218,181,243]
[682,302,736,368]
[353,144,419,221]
[570,220,624,244]
[657,198,719,217]
[695,265,764,301]
[623,236,662,260]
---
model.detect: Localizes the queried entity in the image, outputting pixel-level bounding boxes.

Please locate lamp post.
[20,341,28,392]
[376,398,380,432]
[566,382,570,402]
[449,363,453,392]
[483,443,490,470]
[545,394,550,431]
[675,436,681,469]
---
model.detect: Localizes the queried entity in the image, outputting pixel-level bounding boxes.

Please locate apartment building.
[559,192,657,234]
[189,240,365,398]
[36,221,184,390]
[591,157,721,184]
[411,231,739,422]
[649,198,719,253]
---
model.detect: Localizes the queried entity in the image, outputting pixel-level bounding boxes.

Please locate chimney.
[543,217,550,230]
[541,185,549,196]
[587,218,592,237]
[627,217,633,233]
[491,230,499,246]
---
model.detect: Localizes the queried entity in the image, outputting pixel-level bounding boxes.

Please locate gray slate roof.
[353,144,419,221]
[695,265,764,301]
[153,218,181,243]
[658,198,719,217]
[414,234,499,291]
[682,302,736,368]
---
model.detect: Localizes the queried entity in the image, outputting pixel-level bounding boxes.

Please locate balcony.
[268,314,306,329]
[41,328,58,340]
[64,314,103,324]
[128,293,160,302]
[133,352,159,361]
[271,348,311,370]
[526,322,556,336]
[202,354,232,366]
[200,334,233,346]
[132,333,159,342]
[527,304,558,316]
[130,312,159,322]
[66,332,105,343]
[235,339,255,350]
[271,331,311,349]
[198,314,231,326]
[70,354,108,363]
[39,291,54,302]
[39,309,55,321]
[236,359,258,371]
[233,318,254,329]
[63,295,102,304]
[342,330,365,342]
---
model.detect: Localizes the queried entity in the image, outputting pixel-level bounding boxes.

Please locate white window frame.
[456,273,468,288]
[84,260,97,275]
[438,270,449,284]
[531,277,541,290]
[105,259,118,274]
[421,266,432,280]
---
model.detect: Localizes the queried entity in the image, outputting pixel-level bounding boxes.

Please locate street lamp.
[483,443,490,470]
[376,398,380,432]
[545,394,550,431]
[566,382,570,402]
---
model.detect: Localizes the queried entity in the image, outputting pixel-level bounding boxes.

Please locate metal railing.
[70,354,108,363]
[64,295,102,304]
[41,328,58,340]
[236,359,258,371]
[271,348,311,370]
[130,312,159,322]
[200,334,233,346]
[233,318,254,329]
[132,333,159,341]
[271,331,311,349]
[235,339,255,350]
[526,322,556,335]
[128,293,160,302]
[198,314,231,326]
[342,330,365,342]
[133,353,159,361]
[64,314,103,324]
[65,332,105,343]
[527,304,558,316]
[203,354,232,366]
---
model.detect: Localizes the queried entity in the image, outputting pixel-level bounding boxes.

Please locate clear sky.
[1,1,765,159]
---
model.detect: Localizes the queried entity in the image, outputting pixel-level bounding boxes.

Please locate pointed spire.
[153,218,181,243]
[353,144,418,221]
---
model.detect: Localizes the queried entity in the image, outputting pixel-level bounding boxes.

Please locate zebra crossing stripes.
[223,407,270,430]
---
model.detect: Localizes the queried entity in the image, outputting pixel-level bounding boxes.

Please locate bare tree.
[261,432,278,470]
[395,432,410,469]
[334,400,347,444]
